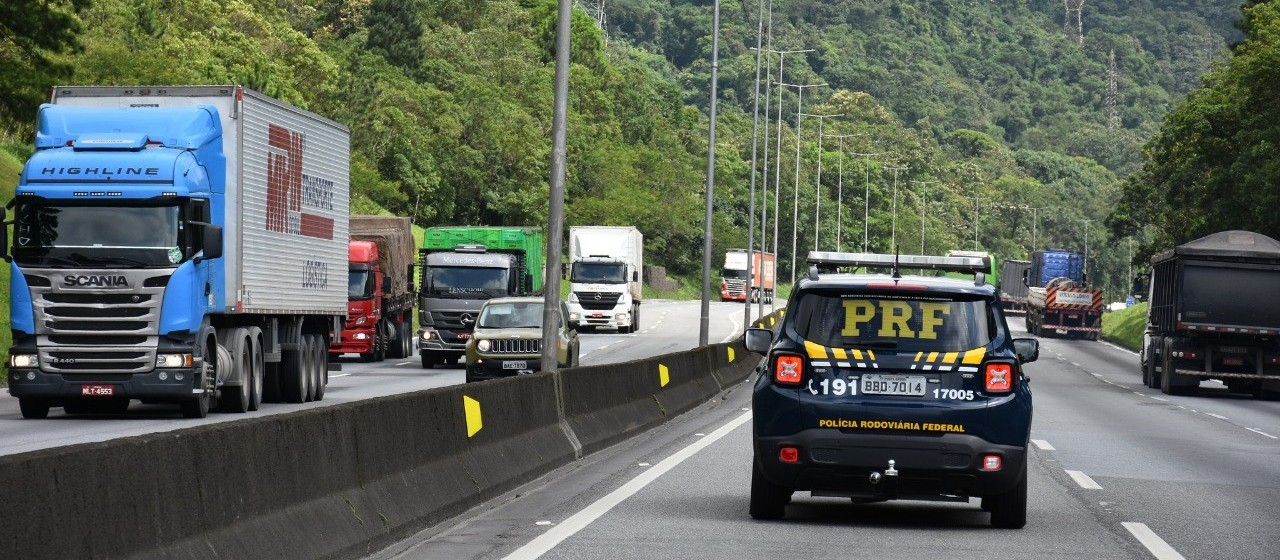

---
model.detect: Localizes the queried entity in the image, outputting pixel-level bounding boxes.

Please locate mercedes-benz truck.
[565,226,643,333]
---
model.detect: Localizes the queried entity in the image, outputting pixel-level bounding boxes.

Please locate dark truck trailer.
[1141,230,1280,398]
[999,260,1030,315]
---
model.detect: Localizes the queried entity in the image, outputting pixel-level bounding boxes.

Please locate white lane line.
[1031,439,1056,451]
[1122,522,1187,560]
[1065,470,1103,490]
[330,373,350,378]
[721,310,744,343]
[1205,413,1228,420]
[397,361,413,366]
[1071,362,1082,368]
[1090,372,1104,378]
[1133,391,1144,396]
[504,411,753,560]
[1102,341,1140,356]
[1246,428,1279,439]
[1150,396,1168,402]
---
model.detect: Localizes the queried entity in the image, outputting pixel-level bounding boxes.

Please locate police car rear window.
[792,290,993,352]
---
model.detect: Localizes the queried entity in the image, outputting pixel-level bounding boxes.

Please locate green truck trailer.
[416,227,545,367]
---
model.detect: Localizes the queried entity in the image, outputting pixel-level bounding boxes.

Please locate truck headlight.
[569,313,580,321]
[420,330,434,341]
[354,333,370,340]
[355,316,367,326]
[616,313,628,322]
[156,353,193,368]
[477,339,491,352]
[9,354,37,368]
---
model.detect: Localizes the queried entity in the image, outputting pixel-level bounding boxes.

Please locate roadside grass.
[1102,302,1147,352]
[1,144,25,387]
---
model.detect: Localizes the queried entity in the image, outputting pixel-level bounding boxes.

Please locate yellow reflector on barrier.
[727,347,736,362]
[659,364,670,387]
[464,395,483,438]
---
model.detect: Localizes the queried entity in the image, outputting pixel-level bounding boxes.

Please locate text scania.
[63,275,129,288]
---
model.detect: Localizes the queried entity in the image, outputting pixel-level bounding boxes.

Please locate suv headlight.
[477,339,491,352]
[9,354,37,368]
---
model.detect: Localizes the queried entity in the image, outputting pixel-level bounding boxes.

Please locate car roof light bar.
[807,251,989,276]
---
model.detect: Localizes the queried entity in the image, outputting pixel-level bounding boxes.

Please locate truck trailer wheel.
[19,399,50,419]
[280,337,308,404]
[303,334,317,402]
[310,333,327,401]
[247,327,265,411]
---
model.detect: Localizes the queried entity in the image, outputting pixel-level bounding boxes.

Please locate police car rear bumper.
[754,430,1026,499]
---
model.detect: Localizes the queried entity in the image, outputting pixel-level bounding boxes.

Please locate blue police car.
[745,252,1039,528]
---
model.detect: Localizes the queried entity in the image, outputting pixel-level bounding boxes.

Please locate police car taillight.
[779,446,800,463]
[774,355,804,385]
[984,362,1014,393]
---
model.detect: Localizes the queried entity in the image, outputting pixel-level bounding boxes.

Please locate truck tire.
[310,333,327,401]
[421,351,436,368]
[19,399,50,419]
[219,328,252,413]
[1142,346,1157,388]
[987,457,1028,529]
[181,338,216,418]
[262,362,281,403]
[1160,342,1195,396]
[280,337,307,404]
[303,334,316,402]
[247,327,264,411]
[749,458,790,520]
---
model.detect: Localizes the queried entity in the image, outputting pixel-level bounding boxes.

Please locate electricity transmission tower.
[1064,0,1085,45]
[1106,49,1119,130]
[577,0,609,43]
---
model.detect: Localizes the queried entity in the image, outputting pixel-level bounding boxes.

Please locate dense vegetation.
[1110,0,1280,255]
[0,0,1247,304]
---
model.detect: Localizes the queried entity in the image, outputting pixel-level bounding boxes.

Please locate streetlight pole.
[849,151,882,252]
[743,0,767,330]
[698,0,722,346]
[883,165,906,251]
[757,1,774,315]
[541,0,572,373]
[765,48,813,292]
[777,81,826,284]
[911,180,938,255]
[801,112,843,251]
[823,134,859,252]
[965,195,989,251]
[1082,218,1092,283]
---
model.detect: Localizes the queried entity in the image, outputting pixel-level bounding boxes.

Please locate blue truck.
[4,86,350,419]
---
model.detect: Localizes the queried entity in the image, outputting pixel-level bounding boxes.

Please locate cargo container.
[1023,250,1101,339]
[721,249,776,303]
[565,226,643,332]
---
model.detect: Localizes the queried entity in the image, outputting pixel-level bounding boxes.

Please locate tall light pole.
[883,165,906,251]
[911,180,938,255]
[699,0,722,346]
[743,0,767,330]
[800,112,842,251]
[824,134,859,252]
[778,81,826,284]
[765,48,812,292]
[541,0,572,373]
[849,151,882,252]
[1082,218,1092,283]
[966,195,989,250]
[756,1,774,315]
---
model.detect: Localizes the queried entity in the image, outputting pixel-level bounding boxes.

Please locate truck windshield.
[722,269,749,280]
[428,266,510,296]
[572,262,626,283]
[349,269,373,299]
[479,302,544,329]
[11,203,185,268]
[791,290,994,353]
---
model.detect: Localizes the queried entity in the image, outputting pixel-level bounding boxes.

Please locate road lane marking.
[397,361,413,366]
[1102,341,1139,356]
[1205,413,1228,420]
[1246,428,1278,439]
[330,373,350,378]
[1071,361,1082,368]
[1031,439,1056,451]
[1150,396,1168,402]
[1090,372,1104,378]
[722,310,744,343]
[1065,470,1103,490]
[504,411,753,560]
[1122,522,1187,560]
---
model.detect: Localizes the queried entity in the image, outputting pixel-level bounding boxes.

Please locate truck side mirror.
[382,275,391,293]
[632,270,639,282]
[407,264,416,293]
[562,263,568,280]
[1021,269,1029,287]
[0,206,8,263]
[200,223,223,260]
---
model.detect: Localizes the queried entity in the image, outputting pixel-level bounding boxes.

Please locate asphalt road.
[0,299,772,456]
[369,322,1280,560]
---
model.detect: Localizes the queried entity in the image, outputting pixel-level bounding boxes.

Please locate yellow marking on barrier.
[463,396,483,438]
[727,347,736,363]
[659,364,670,387]
[851,349,864,361]
[927,351,940,363]
[867,350,876,361]
[769,316,776,326]
[962,348,986,365]
[915,351,924,363]
[804,341,828,359]
[943,351,959,365]
[832,348,848,360]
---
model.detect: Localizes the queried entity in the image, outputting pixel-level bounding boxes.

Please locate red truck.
[720,249,777,303]
[331,216,416,361]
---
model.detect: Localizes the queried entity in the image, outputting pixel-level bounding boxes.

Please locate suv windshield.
[479,302,544,329]
[792,289,993,352]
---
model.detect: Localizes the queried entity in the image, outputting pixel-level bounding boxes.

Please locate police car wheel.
[749,459,790,520]
[987,459,1028,529]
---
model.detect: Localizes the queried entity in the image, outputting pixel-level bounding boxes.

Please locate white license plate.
[502,360,528,370]
[860,374,926,397]
[1220,346,1249,354]
[1056,329,1069,335]
[81,384,114,397]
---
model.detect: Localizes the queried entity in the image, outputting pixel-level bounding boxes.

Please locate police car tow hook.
[870,459,900,499]
[886,459,898,477]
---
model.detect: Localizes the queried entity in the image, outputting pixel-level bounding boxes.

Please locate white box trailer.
[567,226,644,332]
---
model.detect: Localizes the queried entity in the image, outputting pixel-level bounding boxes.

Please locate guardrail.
[0,309,783,560]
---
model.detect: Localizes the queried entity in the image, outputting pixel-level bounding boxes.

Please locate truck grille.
[430,311,477,331]
[26,270,169,374]
[487,338,542,354]
[724,279,747,295]
[575,292,621,310]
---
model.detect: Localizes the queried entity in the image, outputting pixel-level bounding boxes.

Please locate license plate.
[502,360,528,370]
[1056,329,1069,335]
[1220,346,1249,354]
[591,313,604,318]
[81,385,114,397]
[456,332,471,340]
[1223,357,1244,366]
[860,374,926,397]
[1068,314,1080,319]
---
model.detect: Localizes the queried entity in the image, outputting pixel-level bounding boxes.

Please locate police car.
[744,252,1039,527]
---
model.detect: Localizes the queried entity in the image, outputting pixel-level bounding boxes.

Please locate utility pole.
[777,81,826,284]
[1082,218,1092,283]
[1106,49,1119,130]
[883,165,906,251]
[966,195,989,250]
[911,180,939,255]
[743,0,767,330]
[541,0,572,373]
[849,151,882,252]
[698,0,721,346]
[800,112,842,251]
[823,134,859,252]
[757,0,774,315]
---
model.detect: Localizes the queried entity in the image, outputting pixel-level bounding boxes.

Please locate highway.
[0,299,772,456]
[368,323,1280,560]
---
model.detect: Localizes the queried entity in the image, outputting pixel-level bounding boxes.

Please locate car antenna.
[892,247,902,280]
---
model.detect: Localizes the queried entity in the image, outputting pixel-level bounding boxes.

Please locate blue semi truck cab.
[3,86,350,419]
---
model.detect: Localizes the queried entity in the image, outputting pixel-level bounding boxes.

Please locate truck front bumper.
[330,328,375,354]
[566,304,631,329]
[418,328,467,355]
[7,366,203,403]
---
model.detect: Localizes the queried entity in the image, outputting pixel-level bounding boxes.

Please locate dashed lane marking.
[503,411,754,560]
[330,373,350,378]
[1065,470,1103,490]
[1246,428,1278,439]
[1122,522,1187,560]
[1150,396,1168,402]
[1031,439,1056,451]
[1071,361,1082,368]
[1205,413,1228,420]
[397,361,413,366]
[1102,341,1140,357]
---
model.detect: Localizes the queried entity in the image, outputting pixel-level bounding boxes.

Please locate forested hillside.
[0,0,1246,301]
